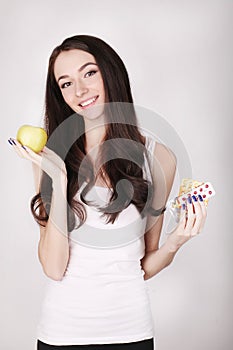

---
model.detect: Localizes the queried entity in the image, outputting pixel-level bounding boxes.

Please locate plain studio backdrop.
[0,1,232,349]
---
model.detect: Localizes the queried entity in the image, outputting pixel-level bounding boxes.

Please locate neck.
[84,117,106,152]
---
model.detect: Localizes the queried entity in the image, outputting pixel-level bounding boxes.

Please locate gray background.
[0,0,232,349]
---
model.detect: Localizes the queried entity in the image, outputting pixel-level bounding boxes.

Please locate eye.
[61,82,72,89]
[85,70,97,78]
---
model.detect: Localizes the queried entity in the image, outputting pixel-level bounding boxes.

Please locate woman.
[8,35,207,350]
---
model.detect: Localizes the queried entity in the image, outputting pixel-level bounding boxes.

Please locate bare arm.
[141,140,207,280]
[141,142,178,280]
[141,236,180,280]
[37,175,70,281]
[10,139,70,281]
[31,156,70,281]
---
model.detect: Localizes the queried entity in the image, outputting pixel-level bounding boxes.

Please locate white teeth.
[80,96,97,107]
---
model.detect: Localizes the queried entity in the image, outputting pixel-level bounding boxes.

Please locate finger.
[184,197,196,235]
[8,138,27,158]
[177,203,187,233]
[197,194,208,232]
[10,138,43,167]
[190,195,203,236]
[11,138,42,156]
[12,139,34,157]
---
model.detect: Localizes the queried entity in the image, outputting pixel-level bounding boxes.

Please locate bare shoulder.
[152,142,177,185]
[143,141,177,254]
[154,142,177,171]
[150,141,177,208]
[142,142,177,254]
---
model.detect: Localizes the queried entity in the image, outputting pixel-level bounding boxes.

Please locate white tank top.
[36,135,156,346]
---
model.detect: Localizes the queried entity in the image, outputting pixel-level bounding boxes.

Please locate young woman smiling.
[8,35,207,350]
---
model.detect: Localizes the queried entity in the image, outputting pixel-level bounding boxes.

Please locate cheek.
[61,90,74,105]
[93,75,105,92]
[98,80,105,97]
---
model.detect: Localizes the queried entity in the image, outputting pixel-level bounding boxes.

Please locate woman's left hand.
[166,195,208,250]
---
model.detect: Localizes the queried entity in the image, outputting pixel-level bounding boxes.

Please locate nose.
[75,80,88,97]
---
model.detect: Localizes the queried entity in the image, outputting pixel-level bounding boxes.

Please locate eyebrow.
[57,62,98,83]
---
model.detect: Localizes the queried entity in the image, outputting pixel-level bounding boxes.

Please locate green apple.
[16,125,48,153]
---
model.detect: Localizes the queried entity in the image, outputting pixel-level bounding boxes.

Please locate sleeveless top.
[36,135,157,346]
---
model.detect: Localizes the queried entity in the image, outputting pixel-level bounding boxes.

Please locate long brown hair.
[30,35,164,232]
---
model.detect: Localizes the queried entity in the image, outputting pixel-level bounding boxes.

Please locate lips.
[78,95,99,109]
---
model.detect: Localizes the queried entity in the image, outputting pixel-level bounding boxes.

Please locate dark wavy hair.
[30,34,166,232]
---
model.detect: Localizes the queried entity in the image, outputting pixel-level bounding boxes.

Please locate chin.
[78,104,105,120]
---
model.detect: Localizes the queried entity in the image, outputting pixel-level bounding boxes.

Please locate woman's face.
[54,49,106,119]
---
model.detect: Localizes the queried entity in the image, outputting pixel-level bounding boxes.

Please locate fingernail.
[21,145,27,150]
[198,194,203,202]
[8,139,13,145]
[192,195,197,202]
[10,139,16,145]
[187,196,192,204]
[182,203,186,210]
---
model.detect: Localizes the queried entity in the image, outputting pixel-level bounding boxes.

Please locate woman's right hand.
[165,194,207,251]
[8,138,67,184]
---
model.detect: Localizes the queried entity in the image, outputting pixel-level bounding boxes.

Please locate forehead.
[54,49,96,78]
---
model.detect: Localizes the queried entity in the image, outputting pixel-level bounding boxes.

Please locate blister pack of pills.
[167,178,216,222]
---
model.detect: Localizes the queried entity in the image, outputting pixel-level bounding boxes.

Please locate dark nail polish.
[8,139,13,145]
[198,194,203,202]
[21,145,27,150]
[187,196,192,204]
[182,203,186,210]
[192,195,197,202]
[10,139,16,145]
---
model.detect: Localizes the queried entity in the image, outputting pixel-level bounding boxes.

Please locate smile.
[79,96,99,109]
